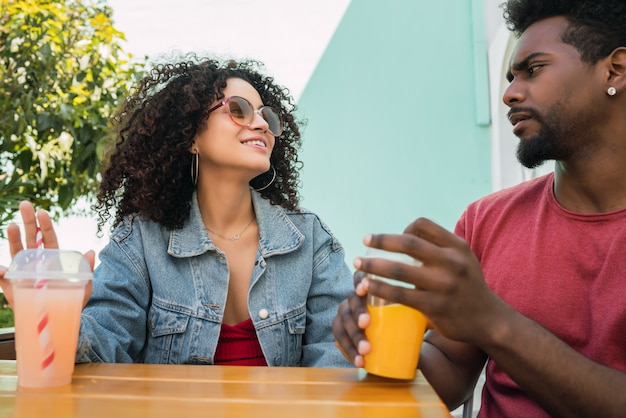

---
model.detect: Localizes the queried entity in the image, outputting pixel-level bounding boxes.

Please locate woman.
[4,57,354,367]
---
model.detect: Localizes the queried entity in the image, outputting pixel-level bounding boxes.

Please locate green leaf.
[0,0,147,232]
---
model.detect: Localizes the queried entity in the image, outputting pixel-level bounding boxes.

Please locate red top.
[214,318,268,366]
[457,173,626,417]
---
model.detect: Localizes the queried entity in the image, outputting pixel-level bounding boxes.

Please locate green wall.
[297,1,492,266]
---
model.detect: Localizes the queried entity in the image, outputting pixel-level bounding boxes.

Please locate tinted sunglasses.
[208,96,283,136]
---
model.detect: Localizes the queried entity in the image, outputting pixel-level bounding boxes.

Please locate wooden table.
[0,360,451,417]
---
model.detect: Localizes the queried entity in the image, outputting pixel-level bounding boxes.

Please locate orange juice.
[364,303,427,380]
[13,285,85,388]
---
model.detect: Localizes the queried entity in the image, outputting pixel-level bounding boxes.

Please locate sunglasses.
[208,96,283,136]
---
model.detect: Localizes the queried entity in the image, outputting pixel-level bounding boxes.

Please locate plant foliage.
[0,0,146,234]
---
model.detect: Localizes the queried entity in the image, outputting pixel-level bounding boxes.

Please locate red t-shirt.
[456,173,626,417]
[214,318,267,366]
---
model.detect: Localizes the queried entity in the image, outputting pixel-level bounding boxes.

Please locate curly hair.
[503,0,626,64]
[95,56,303,232]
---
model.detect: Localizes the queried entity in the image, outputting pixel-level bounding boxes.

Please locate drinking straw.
[35,228,55,370]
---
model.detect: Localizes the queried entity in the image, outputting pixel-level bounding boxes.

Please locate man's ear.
[606,47,626,90]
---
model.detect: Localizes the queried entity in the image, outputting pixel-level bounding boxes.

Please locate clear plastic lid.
[4,249,93,281]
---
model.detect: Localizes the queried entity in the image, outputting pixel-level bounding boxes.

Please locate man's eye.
[528,64,541,74]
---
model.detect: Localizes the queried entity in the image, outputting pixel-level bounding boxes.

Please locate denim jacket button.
[258,308,269,319]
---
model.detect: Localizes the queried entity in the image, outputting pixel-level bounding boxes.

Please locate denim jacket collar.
[167,190,304,258]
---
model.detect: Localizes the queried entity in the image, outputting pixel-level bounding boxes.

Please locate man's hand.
[332,270,372,367]
[340,217,506,348]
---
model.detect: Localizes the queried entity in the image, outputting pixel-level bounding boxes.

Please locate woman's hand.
[0,201,94,308]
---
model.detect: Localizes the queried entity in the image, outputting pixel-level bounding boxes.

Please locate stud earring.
[607,86,617,96]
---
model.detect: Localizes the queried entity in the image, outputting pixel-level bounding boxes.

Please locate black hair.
[95,56,303,232]
[503,0,626,63]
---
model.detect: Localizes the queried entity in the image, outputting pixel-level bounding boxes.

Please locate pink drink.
[6,249,92,388]
[13,284,85,387]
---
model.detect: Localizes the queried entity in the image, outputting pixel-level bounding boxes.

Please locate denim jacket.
[75,191,353,367]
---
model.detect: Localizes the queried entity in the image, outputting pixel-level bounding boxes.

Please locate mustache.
[507,106,541,121]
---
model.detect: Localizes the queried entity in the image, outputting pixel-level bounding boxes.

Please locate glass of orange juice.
[5,249,92,388]
[363,248,427,380]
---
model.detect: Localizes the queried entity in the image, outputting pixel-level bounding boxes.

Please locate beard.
[516,121,560,169]
[515,101,588,169]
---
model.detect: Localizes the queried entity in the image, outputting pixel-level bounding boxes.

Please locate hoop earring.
[608,86,617,96]
[190,152,199,186]
[252,166,276,192]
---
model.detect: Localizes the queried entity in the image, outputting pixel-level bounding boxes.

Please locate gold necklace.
[205,216,255,241]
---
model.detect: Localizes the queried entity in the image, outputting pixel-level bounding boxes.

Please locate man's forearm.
[482,310,626,417]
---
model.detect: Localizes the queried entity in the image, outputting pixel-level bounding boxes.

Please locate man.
[332,0,626,416]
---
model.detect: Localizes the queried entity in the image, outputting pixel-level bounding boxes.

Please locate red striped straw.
[35,228,55,370]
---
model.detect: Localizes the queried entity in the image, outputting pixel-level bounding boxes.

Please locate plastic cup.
[363,248,427,380]
[5,249,92,388]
